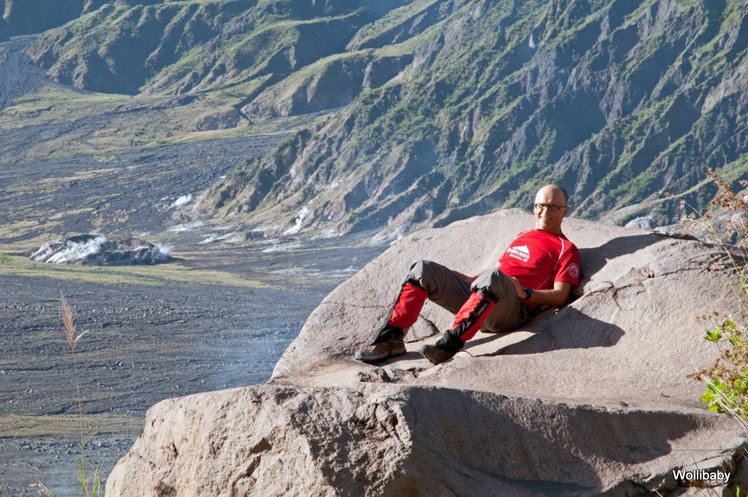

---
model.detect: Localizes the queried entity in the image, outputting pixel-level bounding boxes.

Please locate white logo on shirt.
[507,245,530,263]
[568,263,579,279]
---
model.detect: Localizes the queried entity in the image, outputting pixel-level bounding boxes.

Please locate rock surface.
[106,211,748,496]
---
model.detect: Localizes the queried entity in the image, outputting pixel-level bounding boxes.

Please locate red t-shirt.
[497,229,580,291]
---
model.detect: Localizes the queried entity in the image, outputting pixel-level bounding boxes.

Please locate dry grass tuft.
[56,293,102,497]
[61,291,76,351]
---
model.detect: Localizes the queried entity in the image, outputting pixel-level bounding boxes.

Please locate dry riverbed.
[0,233,385,495]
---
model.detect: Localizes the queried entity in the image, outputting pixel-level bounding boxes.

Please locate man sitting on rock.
[355,184,580,365]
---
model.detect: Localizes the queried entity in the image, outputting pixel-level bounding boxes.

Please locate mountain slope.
[0,0,95,40]
[24,0,408,97]
[198,0,748,238]
[14,0,748,239]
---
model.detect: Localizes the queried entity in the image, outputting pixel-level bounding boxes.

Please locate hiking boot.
[419,344,455,365]
[355,336,406,363]
[419,331,464,365]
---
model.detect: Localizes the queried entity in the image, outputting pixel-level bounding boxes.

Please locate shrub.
[697,316,748,421]
[689,171,748,427]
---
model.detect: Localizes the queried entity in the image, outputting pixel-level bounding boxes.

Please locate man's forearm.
[522,288,569,307]
[511,277,572,307]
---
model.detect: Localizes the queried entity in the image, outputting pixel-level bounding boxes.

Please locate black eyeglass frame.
[533,203,568,213]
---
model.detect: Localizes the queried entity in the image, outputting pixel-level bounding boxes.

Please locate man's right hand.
[509,276,527,299]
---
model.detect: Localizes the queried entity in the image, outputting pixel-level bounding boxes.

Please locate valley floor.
[0,233,385,496]
[0,34,386,496]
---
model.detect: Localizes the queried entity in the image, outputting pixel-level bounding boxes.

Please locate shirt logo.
[506,245,530,263]
[568,263,580,279]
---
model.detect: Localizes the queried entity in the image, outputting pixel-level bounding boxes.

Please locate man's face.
[534,187,569,234]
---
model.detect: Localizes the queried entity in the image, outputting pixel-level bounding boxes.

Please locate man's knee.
[471,268,513,301]
[405,259,436,288]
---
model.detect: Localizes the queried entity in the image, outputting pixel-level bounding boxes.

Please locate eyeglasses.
[534,203,567,212]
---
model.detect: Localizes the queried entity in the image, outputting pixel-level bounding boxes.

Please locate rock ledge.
[107,211,748,496]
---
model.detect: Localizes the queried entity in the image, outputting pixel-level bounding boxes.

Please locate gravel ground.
[0,233,386,496]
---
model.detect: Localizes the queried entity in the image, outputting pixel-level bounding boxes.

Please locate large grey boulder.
[273,210,739,407]
[107,211,748,496]
[107,384,744,497]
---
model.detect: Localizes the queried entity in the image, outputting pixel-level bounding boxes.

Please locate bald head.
[533,184,569,234]
[537,184,568,205]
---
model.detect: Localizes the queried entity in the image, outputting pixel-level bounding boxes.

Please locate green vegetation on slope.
[202,0,748,236]
[6,0,748,237]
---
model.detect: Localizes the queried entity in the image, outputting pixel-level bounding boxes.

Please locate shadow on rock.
[476,307,624,356]
[578,233,661,281]
[390,387,703,495]
[467,234,655,356]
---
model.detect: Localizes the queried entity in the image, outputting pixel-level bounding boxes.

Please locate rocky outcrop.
[106,212,748,496]
[30,234,172,265]
[195,108,243,131]
[242,52,412,119]
[107,384,744,497]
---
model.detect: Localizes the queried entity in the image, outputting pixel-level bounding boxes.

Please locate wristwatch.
[523,288,533,301]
